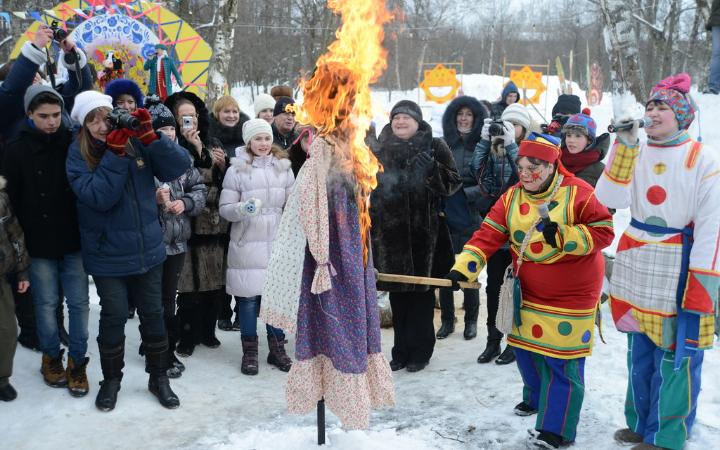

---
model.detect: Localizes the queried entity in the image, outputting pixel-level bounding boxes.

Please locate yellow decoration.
[653,163,667,175]
[10,0,212,99]
[508,66,546,105]
[419,64,461,104]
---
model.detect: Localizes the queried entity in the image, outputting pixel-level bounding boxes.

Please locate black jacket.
[2,120,80,258]
[441,96,488,235]
[708,0,720,30]
[208,113,249,157]
[272,122,298,150]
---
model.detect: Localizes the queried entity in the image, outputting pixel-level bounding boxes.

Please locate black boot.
[495,345,516,365]
[201,293,221,348]
[463,322,477,340]
[175,295,197,357]
[144,337,180,409]
[477,326,502,363]
[0,383,17,401]
[436,319,455,339]
[267,334,292,372]
[96,342,124,412]
[14,287,40,351]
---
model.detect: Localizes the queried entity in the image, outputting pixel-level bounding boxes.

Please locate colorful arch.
[10,0,212,99]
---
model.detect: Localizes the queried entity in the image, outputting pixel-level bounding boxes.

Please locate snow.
[3,77,719,449]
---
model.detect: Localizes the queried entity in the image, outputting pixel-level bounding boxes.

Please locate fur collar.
[230,150,291,174]
[0,176,6,190]
[209,114,248,149]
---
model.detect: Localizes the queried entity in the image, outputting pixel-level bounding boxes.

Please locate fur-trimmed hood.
[105,78,144,107]
[164,91,211,145]
[0,175,6,191]
[230,149,291,174]
[442,95,488,151]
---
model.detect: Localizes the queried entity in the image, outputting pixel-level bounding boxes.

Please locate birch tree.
[599,0,646,99]
[205,0,238,107]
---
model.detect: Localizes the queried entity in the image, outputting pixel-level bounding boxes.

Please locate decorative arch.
[10,0,212,98]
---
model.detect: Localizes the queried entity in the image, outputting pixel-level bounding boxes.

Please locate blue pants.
[709,26,720,92]
[93,264,165,347]
[514,347,586,442]
[624,333,703,450]
[28,252,89,362]
[234,296,284,338]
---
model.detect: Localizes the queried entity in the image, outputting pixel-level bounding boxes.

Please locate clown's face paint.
[517,156,554,192]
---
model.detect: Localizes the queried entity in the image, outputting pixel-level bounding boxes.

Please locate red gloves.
[106,129,132,156]
[132,108,158,145]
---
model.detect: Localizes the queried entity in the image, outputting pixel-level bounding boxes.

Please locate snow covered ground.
[2,78,719,449]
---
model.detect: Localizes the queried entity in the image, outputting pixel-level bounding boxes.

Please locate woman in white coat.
[219,119,295,376]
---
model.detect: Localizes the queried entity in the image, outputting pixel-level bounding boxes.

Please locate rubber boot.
[96,342,124,412]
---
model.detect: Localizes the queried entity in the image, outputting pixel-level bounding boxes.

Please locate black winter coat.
[707,0,720,30]
[208,113,249,157]
[272,122,299,150]
[441,96,488,235]
[2,120,80,258]
[370,122,462,292]
[572,133,611,187]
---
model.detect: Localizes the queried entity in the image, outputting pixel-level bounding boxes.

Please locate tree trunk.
[205,0,238,107]
[660,0,680,80]
[599,0,645,99]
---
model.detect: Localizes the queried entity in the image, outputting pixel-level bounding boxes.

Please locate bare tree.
[205,0,238,107]
[599,0,646,99]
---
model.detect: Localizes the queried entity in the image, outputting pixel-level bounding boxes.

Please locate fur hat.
[254,93,276,117]
[552,94,581,117]
[647,73,696,130]
[273,96,296,117]
[390,100,423,124]
[24,84,64,113]
[501,103,531,130]
[242,118,273,144]
[105,79,144,109]
[71,90,113,125]
[270,85,293,100]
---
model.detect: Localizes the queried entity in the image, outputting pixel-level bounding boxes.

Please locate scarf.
[560,146,600,174]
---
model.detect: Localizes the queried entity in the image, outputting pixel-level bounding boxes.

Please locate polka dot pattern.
[532,324,543,338]
[646,185,667,205]
[644,216,668,238]
[530,242,544,254]
[467,261,478,273]
[564,241,578,252]
[519,203,530,215]
[653,163,667,175]
[513,230,526,243]
[557,321,573,336]
[581,330,592,343]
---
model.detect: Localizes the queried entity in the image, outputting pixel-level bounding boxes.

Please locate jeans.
[709,26,720,92]
[93,264,165,347]
[234,296,284,338]
[28,252,89,362]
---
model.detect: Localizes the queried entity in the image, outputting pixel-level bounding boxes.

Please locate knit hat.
[147,100,176,131]
[390,100,423,124]
[501,103,531,130]
[24,84,64,112]
[70,90,113,125]
[647,73,696,130]
[105,79,144,109]
[254,93,276,117]
[274,96,296,117]
[562,113,597,142]
[551,94,581,117]
[242,118,273,144]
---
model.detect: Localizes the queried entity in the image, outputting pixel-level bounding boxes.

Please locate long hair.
[78,107,112,170]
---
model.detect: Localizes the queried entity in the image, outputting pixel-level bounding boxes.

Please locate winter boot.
[144,337,180,409]
[463,322,477,340]
[267,334,292,372]
[513,401,538,416]
[495,345,516,365]
[614,428,643,445]
[0,383,17,401]
[167,353,185,379]
[41,349,67,387]
[477,326,502,363]
[217,319,233,331]
[436,319,455,339]
[96,342,124,411]
[175,298,197,357]
[200,294,222,348]
[528,429,564,449]
[66,356,90,397]
[241,336,259,375]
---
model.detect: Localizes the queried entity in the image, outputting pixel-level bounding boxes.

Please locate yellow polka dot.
[653,163,667,175]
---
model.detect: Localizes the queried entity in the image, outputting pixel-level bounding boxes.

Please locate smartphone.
[182,115,193,130]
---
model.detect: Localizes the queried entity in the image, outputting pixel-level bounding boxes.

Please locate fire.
[295,0,392,265]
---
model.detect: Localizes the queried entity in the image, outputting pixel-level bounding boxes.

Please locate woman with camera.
[164,92,228,357]
[66,90,191,411]
[469,103,530,365]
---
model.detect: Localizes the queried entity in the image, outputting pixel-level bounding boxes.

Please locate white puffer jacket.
[219,150,295,297]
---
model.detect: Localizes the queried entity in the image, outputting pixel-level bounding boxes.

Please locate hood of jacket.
[442,95,488,150]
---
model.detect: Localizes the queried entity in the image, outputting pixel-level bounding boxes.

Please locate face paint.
[531,172,541,181]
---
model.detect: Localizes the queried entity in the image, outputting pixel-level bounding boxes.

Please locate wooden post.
[317,398,326,445]
[376,273,481,290]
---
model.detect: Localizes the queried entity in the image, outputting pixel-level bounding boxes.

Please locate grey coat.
[156,164,208,256]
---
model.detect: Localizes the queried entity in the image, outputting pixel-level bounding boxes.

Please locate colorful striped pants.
[514,347,586,442]
[625,333,704,450]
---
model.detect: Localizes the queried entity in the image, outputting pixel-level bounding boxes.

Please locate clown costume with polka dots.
[449,138,614,447]
[596,73,720,450]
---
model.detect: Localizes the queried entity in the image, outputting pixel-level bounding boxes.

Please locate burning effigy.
[260,0,395,430]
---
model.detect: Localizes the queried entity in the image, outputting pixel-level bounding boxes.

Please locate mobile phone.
[182,115,193,130]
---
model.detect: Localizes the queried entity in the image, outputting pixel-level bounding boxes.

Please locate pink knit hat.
[647,73,696,130]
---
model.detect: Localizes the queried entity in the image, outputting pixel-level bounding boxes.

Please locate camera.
[182,115,194,130]
[488,120,506,136]
[50,21,69,43]
[106,108,140,131]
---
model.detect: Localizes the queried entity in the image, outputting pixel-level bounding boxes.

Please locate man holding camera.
[2,84,90,397]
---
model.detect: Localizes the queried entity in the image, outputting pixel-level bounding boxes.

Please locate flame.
[295,0,392,265]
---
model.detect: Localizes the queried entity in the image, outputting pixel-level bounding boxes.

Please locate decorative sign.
[588,62,604,106]
[419,63,461,104]
[509,65,546,105]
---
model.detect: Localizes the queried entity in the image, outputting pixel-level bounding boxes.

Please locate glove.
[480,118,492,141]
[611,116,639,146]
[106,128,132,156]
[502,120,516,147]
[540,220,560,249]
[414,151,434,174]
[445,270,468,291]
[131,108,158,145]
[237,198,262,216]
